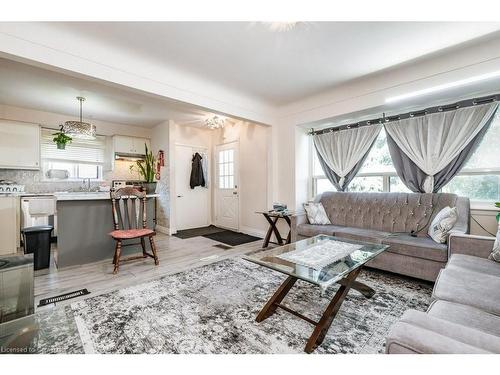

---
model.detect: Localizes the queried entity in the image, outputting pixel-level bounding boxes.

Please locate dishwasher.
[20,195,57,237]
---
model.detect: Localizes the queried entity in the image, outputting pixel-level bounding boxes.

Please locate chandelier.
[205,115,225,130]
[64,97,96,139]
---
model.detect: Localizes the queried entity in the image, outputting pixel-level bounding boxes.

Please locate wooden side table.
[257,211,295,248]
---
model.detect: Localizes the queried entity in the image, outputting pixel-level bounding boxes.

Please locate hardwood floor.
[34,233,264,312]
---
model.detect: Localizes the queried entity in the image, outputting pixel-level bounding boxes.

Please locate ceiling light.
[265,22,298,32]
[64,97,96,139]
[385,70,500,104]
[205,115,225,130]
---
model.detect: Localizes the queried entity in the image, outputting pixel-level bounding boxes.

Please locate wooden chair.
[109,187,159,274]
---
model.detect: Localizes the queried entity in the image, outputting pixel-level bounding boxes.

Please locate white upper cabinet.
[113,135,150,155]
[0,120,40,170]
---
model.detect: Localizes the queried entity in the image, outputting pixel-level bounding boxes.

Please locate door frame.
[172,142,211,233]
[214,140,240,231]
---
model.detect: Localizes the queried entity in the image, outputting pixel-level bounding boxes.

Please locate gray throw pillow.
[303,202,331,225]
[428,206,458,244]
[489,224,500,262]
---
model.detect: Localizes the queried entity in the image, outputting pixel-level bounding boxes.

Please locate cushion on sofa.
[428,206,458,243]
[303,202,331,225]
[432,267,500,315]
[428,300,500,337]
[447,254,500,277]
[382,234,448,262]
[332,227,392,244]
[296,224,343,238]
[386,309,500,354]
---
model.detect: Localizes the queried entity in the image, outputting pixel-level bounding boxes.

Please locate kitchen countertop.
[0,192,159,201]
[54,192,159,201]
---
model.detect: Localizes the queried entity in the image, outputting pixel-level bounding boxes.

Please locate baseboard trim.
[155,225,170,235]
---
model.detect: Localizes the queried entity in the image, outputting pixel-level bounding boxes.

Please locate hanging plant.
[52,125,73,150]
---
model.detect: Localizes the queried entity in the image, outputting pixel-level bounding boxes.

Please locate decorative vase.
[57,143,66,150]
[142,182,157,194]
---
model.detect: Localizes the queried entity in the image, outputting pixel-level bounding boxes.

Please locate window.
[311,111,500,202]
[41,129,105,181]
[349,176,383,192]
[218,149,235,189]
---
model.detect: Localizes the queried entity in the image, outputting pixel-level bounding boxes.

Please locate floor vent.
[38,289,90,307]
[213,244,233,250]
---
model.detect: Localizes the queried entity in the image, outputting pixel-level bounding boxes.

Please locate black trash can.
[21,225,53,270]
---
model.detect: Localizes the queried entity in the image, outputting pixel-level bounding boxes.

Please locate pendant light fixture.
[64,96,96,139]
[205,115,225,130]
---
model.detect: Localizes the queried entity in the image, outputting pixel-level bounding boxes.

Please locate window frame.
[40,128,106,182]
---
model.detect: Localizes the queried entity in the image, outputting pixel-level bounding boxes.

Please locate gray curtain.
[387,114,495,193]
[315,137,376,192]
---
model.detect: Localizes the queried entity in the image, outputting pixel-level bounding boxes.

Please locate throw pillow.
[489,223,500,262]
[428,206,458,244]
[304,202,331,225]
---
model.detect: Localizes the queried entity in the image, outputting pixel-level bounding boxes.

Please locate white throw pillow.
[304,202,331,225]
[489,223,500,262]
[428,206,458,244]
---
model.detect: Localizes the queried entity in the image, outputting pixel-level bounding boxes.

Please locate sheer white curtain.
[313,125,382,190]
[385,102,498,193]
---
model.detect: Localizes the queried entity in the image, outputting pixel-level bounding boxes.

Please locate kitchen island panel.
[56,198,156,268]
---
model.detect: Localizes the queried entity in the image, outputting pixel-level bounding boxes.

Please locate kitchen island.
[55,192,159,268]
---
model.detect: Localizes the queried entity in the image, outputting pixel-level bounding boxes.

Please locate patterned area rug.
[36,258,432,354]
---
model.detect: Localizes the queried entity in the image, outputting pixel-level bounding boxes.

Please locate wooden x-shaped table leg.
[262,214,283,247]
[255,267,369,353]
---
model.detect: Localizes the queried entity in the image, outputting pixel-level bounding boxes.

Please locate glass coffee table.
[243,235,389,353]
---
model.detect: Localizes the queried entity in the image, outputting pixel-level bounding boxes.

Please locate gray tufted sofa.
[291,192,470,281]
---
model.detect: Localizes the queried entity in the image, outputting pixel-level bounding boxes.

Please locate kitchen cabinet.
[0,120,40,170]
[0,196,19,256]
[113,135,150,155]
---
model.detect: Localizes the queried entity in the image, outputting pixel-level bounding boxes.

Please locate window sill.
[470,201,499,211]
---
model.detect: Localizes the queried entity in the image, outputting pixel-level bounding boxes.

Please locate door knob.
[177,195,183,198]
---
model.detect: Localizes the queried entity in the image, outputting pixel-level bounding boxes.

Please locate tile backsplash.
[0,160,142,193]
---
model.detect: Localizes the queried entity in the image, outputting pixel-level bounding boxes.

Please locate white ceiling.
[45,22,500,105]
[0,57,218,127]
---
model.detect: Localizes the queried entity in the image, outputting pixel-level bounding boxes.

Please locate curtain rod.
[309,93,500,136]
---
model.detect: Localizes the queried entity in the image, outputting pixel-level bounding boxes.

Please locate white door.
[175,145,209,231]
[215,142,239,230]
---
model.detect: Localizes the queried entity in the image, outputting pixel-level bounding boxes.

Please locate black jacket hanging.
[190,152,205,189]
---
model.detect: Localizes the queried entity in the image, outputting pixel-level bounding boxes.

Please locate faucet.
[82,178,92,192]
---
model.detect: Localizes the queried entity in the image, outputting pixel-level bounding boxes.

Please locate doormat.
[203,230,261,246]
[173,225,225,239]
[38,289,90,307]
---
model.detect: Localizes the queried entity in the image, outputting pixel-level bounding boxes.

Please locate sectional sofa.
[386,233,500,353]
[291,192,470,281]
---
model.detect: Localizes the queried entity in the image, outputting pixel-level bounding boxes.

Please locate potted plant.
[496,202,500,223]
[130,144,157,193]
[52,126,72,150]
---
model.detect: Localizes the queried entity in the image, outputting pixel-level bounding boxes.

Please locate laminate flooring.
[34,233,264,312]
